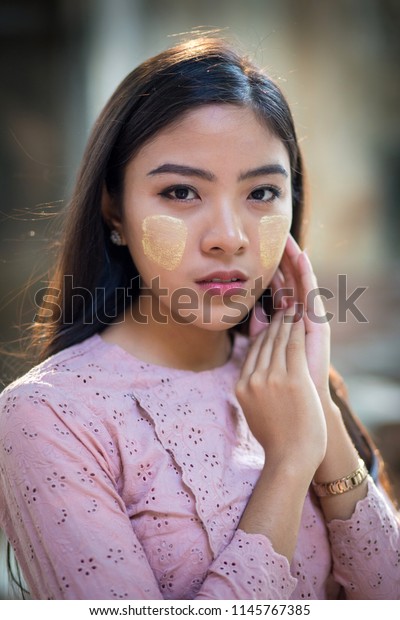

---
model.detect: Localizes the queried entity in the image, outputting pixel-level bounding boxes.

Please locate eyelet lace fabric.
[0,333,399,600]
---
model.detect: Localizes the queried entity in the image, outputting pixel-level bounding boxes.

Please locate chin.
[172,308,250,332]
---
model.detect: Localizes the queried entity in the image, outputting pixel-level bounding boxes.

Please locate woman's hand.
[269,235,332,400]
[268,238,368,521]
[236,306,327,474]
[236,307,327,560]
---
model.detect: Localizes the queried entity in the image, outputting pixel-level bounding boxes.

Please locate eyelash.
[159,185,199,201]
[159,184,282,203]
[248,185,282,202]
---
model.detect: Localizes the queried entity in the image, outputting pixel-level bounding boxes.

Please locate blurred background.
[0,0,399,597]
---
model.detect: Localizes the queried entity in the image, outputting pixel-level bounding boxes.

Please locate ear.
[101,184,127,244]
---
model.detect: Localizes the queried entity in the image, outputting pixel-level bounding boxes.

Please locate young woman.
[0,37,399,601]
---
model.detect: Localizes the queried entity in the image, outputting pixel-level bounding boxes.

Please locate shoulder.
[0,333,129,401]
[0,334,135,438]
[0,335,148,486]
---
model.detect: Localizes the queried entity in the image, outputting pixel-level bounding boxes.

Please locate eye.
[248,186,281,202]
[159,185,199,201]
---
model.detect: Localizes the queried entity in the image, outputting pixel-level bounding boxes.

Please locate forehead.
[127,104,290,176]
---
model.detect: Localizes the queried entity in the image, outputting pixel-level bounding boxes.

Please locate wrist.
[315,418,360,483]
[262,455,316,489]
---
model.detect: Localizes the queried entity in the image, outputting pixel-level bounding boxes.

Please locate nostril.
[201,219,249,255]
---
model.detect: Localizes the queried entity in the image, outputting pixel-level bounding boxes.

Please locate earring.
[110,230,123,246]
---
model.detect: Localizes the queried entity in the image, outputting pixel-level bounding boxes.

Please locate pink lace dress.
[0,333,399,599]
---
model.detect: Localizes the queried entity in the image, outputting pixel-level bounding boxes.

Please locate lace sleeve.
[327,479,400,599]
[197,530,297,600]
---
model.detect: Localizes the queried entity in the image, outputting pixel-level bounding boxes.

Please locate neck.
[102,299,233,372]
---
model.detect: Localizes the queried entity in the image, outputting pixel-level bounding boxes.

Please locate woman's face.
[116,104,292,330]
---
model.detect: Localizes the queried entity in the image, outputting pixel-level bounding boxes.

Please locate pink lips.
[195,271,248,296]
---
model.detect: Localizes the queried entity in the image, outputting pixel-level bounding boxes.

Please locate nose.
[200,202,249,256]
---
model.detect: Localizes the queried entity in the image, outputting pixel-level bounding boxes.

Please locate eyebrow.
[238,164,289,180]
[147,163,215,181]
[147,163,289,182]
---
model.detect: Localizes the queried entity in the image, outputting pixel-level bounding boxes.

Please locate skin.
[141,215,188,271]
[103,104,293,369]
[102,104,367,562]
[259,214,291,268]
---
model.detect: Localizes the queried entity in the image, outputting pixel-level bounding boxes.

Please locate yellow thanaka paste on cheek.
[259,215,291,268]
[142,215,188,270]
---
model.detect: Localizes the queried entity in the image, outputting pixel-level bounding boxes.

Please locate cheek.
[141,215,188,271]
[259,215,291,268]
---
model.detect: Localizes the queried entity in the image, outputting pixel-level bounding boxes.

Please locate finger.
[242,309,283,377]
[285,233,304,259]
[280,237,317,318]
[240,317,272,378]
[297,251,327,327]
[286,316,307,375]
[278,250,300,308]
[258,305,296,373]
[269,269,288,309]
